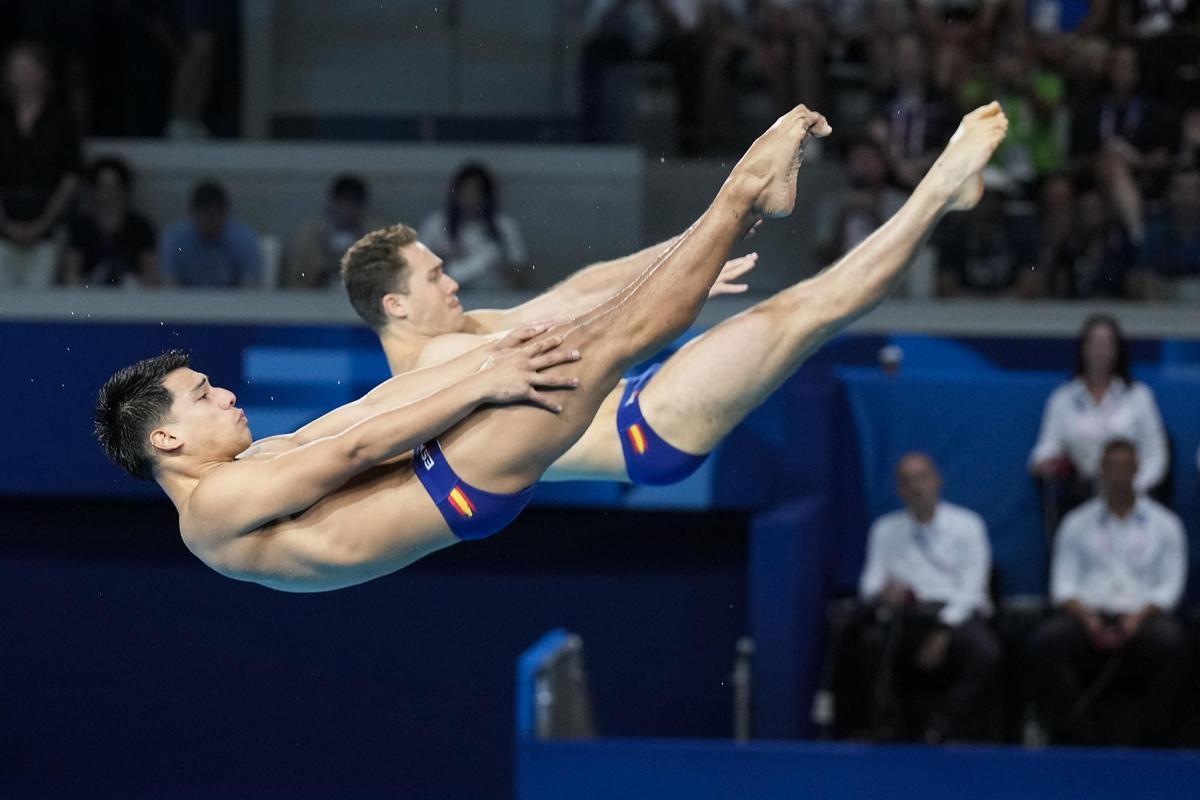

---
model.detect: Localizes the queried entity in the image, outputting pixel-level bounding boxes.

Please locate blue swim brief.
[413,439,534,541]
[616,363,709,486]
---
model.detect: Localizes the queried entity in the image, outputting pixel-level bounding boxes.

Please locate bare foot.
[730,104,832,218]
[926,102,1010,212]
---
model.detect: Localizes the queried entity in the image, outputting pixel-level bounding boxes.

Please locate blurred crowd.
[1,1,1197,296]
[824,314,1199,748]
[583,0,1200,299]
[0,31,527,292]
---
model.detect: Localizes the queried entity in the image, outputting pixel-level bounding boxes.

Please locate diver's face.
[394,242,464,334]
[158,368,251,461]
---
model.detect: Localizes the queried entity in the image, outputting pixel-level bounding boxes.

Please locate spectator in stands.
[695,1,805,152]
[855,452,1000,743]
[1030,315,1169,508]
[1024,438,1188,747]
[869,32,954,190]
[960,36,1067,189]
[284,174,379,289]
[160,180,261,288]
[933,180,1041,297]
[63,157,158,287]
[815,136,907,264]
[1033,173,1077,296]
[1059,34,1111,105]
[418,163,528,291]
[0,41,81,287]
[1174,106,1200,173]
[1069,43,1174,244]
[1044,186,1137,298]
[912,0,1005,48]
[578,0,702,147]
[1114,0,1198,107]
[165,1,231,139]
[1137,169,1200,287]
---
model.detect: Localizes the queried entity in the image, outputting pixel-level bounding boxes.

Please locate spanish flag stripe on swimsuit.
[413,439,533,540]
[616,363,709,486]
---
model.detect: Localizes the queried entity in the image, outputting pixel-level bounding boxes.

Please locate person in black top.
[869,33,955,190]
[0,41,82,286]
[64,157,158,287]
[1069,43,1174,243]
[934,185,1041,298]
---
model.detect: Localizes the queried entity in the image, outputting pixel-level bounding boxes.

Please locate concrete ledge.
[5,287,1198,339]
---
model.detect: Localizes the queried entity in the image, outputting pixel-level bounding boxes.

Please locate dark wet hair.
[87,156,134,190]
[94,350,191,480]
[1073,314,1132,384]
[340,223,419,329]
[446,162,500,244]
[329,173,369,205]
[190,180,229,212]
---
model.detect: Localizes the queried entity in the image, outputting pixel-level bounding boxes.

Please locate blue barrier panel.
[517,738,1200,800]
[749,497,833,739]
[515,629,572,741]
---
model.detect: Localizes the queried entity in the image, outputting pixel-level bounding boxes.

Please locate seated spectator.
[1059,34,1112,105]
[160,180,261,288]
[0,41,81,287]
[1069,43,1174,242]
[1137,169,1200,285]
[1024,438,1188,747]
[1114,0,1198,107]
[284,174,380,289]
[852,452,1000,743]
[960,36,1067,189]
[1033,173,1076,295]
[578,0,702,146]
[933,180,1041,297]
[1029,314,1169,511]
[1045,186,1137,298]
[63,157,157,287]
[815,136,907,264]
[869,32,955,190]
[1174,107,1200,172]
[912,0,1004,48]
[418,163,528,291]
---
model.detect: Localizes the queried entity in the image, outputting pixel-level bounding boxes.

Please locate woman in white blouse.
[1029,314,1169,499]
[418,162,528,291]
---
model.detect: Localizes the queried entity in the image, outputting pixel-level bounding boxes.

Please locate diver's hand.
[475,325,581,412]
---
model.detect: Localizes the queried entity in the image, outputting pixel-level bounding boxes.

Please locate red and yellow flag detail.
[448,486,475,518]
[626,423,648,455]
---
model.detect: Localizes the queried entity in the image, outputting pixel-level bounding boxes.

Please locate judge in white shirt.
[856,452,1001,743]
[1025,438,1189,747]
[1029,314,1169,501]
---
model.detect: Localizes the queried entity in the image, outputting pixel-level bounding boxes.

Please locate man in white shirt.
[854,452,1000,743]
[1025,438,1189,746]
